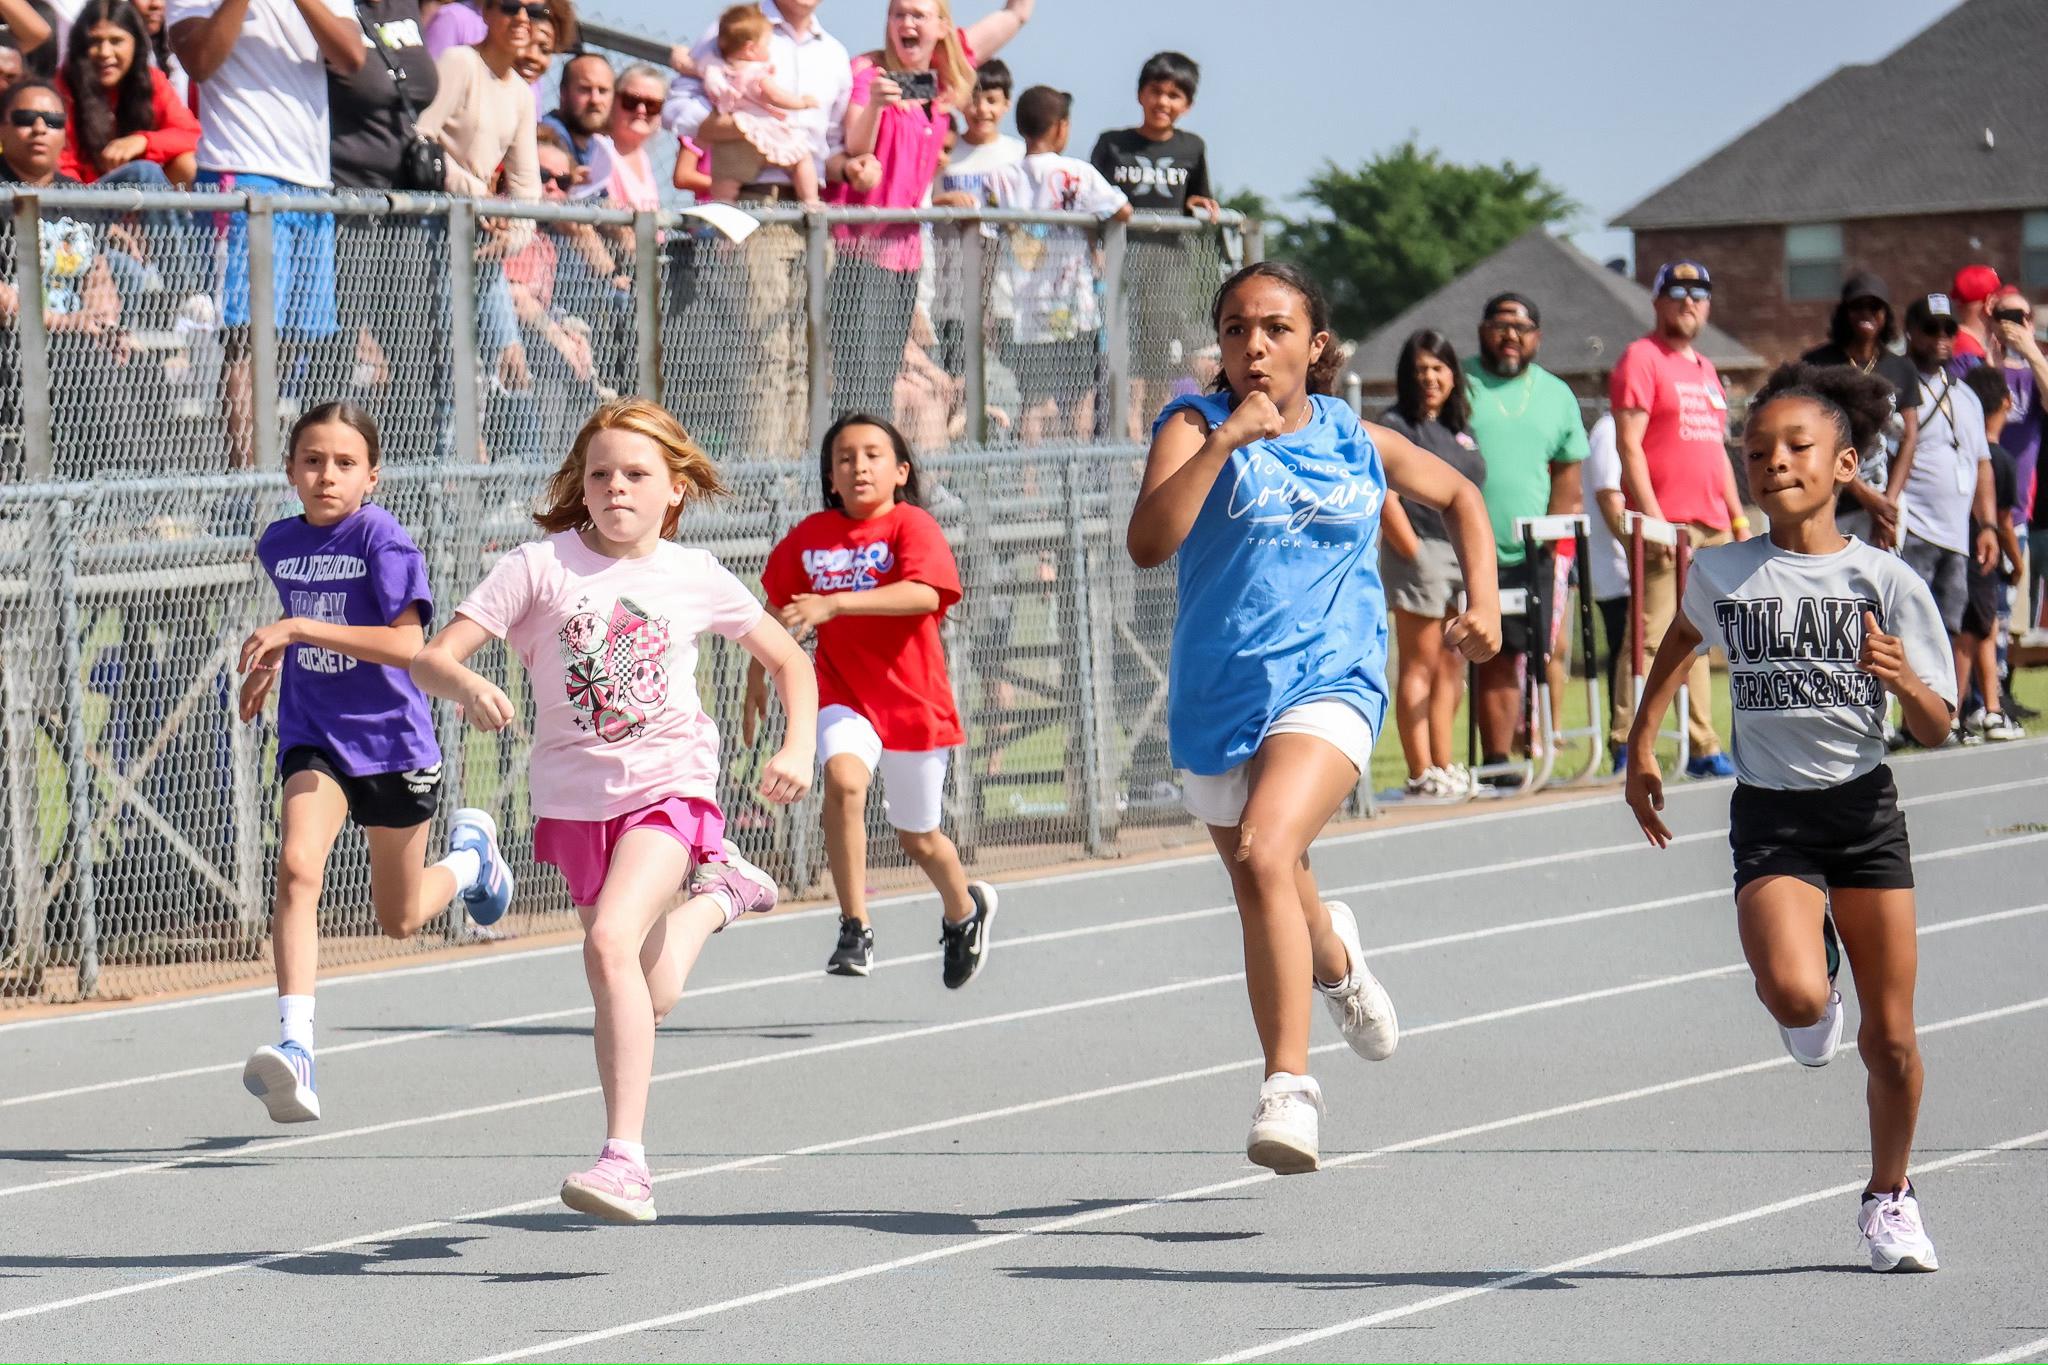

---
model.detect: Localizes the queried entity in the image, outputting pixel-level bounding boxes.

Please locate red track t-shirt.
[763,503,965,751]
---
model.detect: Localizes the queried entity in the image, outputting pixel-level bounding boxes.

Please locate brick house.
[1613,0,2048,366]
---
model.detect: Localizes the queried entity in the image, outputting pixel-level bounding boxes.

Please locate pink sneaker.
[689,843,779,926]
[560,1141,655,1223]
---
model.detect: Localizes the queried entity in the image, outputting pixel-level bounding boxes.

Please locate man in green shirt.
[1462,292,1587,785]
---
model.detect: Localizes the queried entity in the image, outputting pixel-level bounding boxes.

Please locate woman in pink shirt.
[826,0,1032,417]
[413,399,818,1225]
[602,62,666,209]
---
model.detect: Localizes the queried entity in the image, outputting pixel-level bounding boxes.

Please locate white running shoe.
[1317,901,1399,1061]
[1778,990,1843,1067]
[1245,1072,1324,1175]
[1858,1184,1939,1272]
[1975,710,2025,742]
[243,1042,320,1123]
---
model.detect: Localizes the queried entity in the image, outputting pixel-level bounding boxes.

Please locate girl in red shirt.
[751,412,997,985]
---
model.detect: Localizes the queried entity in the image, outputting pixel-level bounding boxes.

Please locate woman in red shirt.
[749,412,997,985]
[58,0,197,184]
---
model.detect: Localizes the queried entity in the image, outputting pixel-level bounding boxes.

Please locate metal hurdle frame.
[1465,524,1546,796]
[1625,512,1694,774]
[1516,513,1612,786]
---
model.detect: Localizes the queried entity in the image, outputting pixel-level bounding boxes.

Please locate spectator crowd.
[1375,257,2044,798]
[0,0,1247,472]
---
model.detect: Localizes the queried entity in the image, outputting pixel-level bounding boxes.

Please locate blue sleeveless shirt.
[1155,390,1391,776]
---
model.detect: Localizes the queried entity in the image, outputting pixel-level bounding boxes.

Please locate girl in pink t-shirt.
[412,398,819,1224]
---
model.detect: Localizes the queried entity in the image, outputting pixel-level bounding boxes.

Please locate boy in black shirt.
[1090,51,1219,440]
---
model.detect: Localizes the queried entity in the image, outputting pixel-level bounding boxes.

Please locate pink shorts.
[534,796,727,907]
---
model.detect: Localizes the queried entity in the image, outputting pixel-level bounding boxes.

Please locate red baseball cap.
[1952,264,2003,303]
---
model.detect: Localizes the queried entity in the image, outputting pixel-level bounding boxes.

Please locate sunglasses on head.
[1662,284,1711,302]
[617,93,661,116]
[6,107,65,130]
[494,1,548,19]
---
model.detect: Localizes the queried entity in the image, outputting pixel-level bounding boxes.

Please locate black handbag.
[355,5,446,192]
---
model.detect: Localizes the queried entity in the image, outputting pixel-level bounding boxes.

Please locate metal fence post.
[804,208,830,456]
[447,199,481,465]
[634,209,661,400]
[13,196,51,480]
[1244,216,1266,265]
[1102,217,1130,451]
[1064,452,1106,856]
[53,499,99,996]
[963,219,988,447]
[247,197,281,470]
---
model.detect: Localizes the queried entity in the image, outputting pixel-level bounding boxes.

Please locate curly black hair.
[1745,360,1895,461]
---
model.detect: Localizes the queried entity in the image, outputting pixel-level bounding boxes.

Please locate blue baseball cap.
[1652,259,1713,295]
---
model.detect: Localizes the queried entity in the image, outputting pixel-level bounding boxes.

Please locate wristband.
[1730,515,1751,531]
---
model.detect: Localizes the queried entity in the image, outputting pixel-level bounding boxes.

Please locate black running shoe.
[826,916,874,977]
[1822,905,1842,985]
[940,882,998,990]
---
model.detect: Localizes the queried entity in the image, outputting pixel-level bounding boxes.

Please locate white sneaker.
[1778,989,1843,1067]
[1858,1184,1939,1272]
[1977,710,2025,742]
[1317,900,1399,1061]
[1442,763,1475,795]
[1246,1072,1323,1175]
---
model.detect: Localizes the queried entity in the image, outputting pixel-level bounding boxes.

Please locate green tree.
[1266,141,1576,340]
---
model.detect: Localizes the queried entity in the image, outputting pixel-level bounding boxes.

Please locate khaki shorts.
[1382,536,1464,619]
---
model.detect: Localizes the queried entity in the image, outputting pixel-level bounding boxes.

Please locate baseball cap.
[1838,270,1892,309]
[1481,291,1540,327]
[1651,260,1712,294]
[1951,264,2002,303]
[1904,293,1955,328]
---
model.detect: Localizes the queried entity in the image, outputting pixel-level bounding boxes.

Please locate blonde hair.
[535,399,727,539]
[717,2,771,59]
[874,0,973,107]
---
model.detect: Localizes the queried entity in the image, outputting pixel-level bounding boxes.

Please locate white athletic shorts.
[1180,699,1374,829]
[817,704,950,834]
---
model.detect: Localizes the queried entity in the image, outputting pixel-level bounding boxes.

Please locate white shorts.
[1180,699,1374,829]
[817,704,950,833]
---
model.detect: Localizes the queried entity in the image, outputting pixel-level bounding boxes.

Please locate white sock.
[436,847,482,895]
[606,1138,647,1167]
[279,994,315,1051]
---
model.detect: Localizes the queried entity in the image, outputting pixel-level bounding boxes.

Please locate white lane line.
[462,977,2048,1365]
[7,899,2040,1335]
[13,814,2034,1112]
[1979,1336,2048,1364]
[1207,1098,2048,1361]
[5,738,2030,1034]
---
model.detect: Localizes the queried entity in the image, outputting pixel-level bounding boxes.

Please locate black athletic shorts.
[281,745,443,829]
[1729,764,1913,892]
[1961,560,1999,639]
[1497,550,1553,659]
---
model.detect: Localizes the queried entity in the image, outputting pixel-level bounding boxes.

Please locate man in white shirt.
[1894,293,1998,684]
[663,0,852,458]
[170,0,362,466]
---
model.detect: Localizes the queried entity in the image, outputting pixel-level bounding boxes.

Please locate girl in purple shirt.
[236,403,513,1127]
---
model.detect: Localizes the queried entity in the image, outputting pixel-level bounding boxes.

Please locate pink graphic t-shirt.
[456,531,764,820]
[1611,334,1732,530]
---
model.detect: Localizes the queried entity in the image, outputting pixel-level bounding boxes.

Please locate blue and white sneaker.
[449,807,513,926]
[1685,751,1737,780]
[243,1041,320,1123]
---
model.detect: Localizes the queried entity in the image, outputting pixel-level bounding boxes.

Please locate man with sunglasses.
[1895,293,1998,725]
[1610,259,1745,779]
[171,0,365,467]
[1461,291,1587,788]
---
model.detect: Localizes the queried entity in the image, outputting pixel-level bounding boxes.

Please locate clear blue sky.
[589,0,1955,265]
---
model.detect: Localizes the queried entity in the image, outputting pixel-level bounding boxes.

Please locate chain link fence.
[0,187,1258,1006]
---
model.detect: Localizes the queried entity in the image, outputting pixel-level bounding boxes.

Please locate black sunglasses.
[494,1,548,19]
[616,93,662,116]
[6,107,65,130]
[1917,319,1959,337]
[540,169,575,191]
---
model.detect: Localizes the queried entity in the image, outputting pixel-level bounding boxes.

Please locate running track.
[2,740,2045,1362]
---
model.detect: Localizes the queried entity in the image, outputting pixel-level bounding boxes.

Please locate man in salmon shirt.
[1611,259,1748,779]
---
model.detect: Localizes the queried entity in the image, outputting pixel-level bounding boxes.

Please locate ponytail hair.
[819,412,922,511]
[1745,361,1895,463]
[289,400,383,465]
[1209,261,1345,397]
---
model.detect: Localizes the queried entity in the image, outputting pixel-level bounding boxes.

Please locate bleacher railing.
[0,189,1261,1005]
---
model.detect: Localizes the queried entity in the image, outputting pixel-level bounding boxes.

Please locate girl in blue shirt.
[1127,262,1500,1174]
